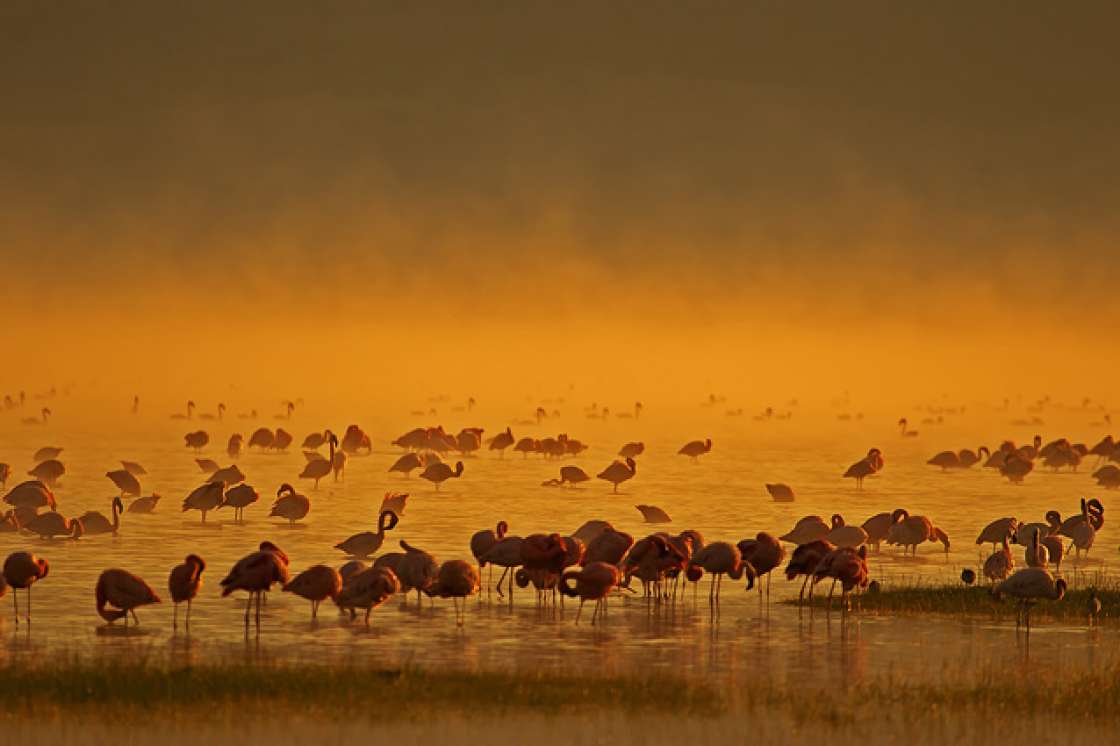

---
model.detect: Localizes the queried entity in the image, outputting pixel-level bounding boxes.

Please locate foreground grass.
[3,658,1120,725]
[786,580,1118,621]
[0,658,722,720]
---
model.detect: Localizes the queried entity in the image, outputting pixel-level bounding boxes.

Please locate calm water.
[1,401,1116,685]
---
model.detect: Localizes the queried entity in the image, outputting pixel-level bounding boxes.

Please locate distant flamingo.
[80,497,124,536]
[299,433,337,489]
[597,458,636,493]
[765,483,795,502]
[170,401,196,420]
[779,515,829,545]
[678,438,712,462]
[181,482,225,523]
[335,510,399,558]
[270,483,310,525]
[419,460,464,490]
[487,427,515,456]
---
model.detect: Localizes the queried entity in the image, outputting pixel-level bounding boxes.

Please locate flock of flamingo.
[0,399,1114,634]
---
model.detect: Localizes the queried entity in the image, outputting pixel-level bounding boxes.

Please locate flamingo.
[96,569,160,625]
[784,540,835,604]
[487,427,515,456]
[397,540,439,605]
[983,529,1015,583]
[519,534,570,605]
[220,545,290,631]
[886,510,950,555]
[337,566,400,626]
[28,459,65,486]
[119,461,147,477]
[583,527,634,566]
[3,552,49,625]
[168,554,205,629]
[170,401,196,420]
[861,512,897,552]
[843,448,882,488]
[32,446,62,462]
[25,512,84,540]
[22,407,52,426]
[636,505,672,523]
[198,403,226,422]
[419,460,464,490]
[1068,498,1097,560]
[4,480,56,512]
[542,465,591,487]
[379,491,408,517]
[470,521,508,597]
[596,458,636,493]
[1024,526,1049,568]
[388,452,423,477]
[976,517,1019,553]
[79,497,124,536]
[688,541,749,606]
[812,546,870,610]
[127,494,162,514]
[765,483,795,502]
[824,514,868,548]
[182,482,225,523]
[778,515,829,545]
[335,510,400,558]
[927,450,961,470]
[299,434,337,489]
[220,484,259,523]
[479,536,525,600]
[737,532,786,599]
[619,442,645,459]
[284,565,343,619]
[249,427,275,450]
[227,434,244,459]
[560,562,621,624]
[992,568,1067,631]
[427,560,481,625]
[195,458,220,474]
[678,438,712,461]
[269,483,310,525]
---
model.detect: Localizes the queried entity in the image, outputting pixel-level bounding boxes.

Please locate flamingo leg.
[173,603,178,630]
[495,567,509,598]
[575,599,584,625]
[187,599,192,628]
[13,590,18,626]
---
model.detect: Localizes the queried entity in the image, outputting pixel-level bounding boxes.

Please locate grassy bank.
[2,657,1120,724]
[0,658,723,720]
[786,580,1118,621]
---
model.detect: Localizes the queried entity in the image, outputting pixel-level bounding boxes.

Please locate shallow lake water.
[1,399,1116,687]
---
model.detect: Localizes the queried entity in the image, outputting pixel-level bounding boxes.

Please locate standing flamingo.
[168,554,205,630]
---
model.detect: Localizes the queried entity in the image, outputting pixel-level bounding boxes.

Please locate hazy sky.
[2,3,1116,402]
